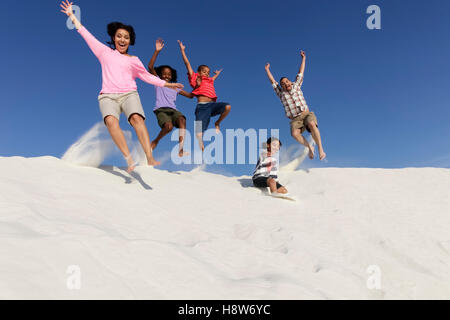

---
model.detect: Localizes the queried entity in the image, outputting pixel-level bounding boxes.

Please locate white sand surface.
[0,156,449,299]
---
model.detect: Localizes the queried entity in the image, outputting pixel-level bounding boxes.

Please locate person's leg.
[196,133,205,152]
[291,127,314,159]
[151,122,174,150]
[267,178,279,193]
[176,116,189,157]
[276,182,288,194]
[129,113,160,166]
[104,115,136,172]
[151,109,174,150]
[122,92,159,166]
[277,186,288,194]
[195,104,210,152]
[307,120,326,160]
[213,103,231,133]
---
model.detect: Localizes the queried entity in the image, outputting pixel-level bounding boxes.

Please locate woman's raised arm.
[60,1,108,59]
[60,1,81,29]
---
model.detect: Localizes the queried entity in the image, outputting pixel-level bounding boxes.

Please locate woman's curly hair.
[106,22,136,50]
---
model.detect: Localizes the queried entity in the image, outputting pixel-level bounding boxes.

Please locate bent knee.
[278,187,288,194]
[164,122,174,131]
[129,113,145,126]
[307,121,317,130]
[104,115,119,128]
[291,130,301,138]
[225,105,231,112]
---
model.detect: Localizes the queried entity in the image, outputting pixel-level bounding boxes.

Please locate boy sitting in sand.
[265,50,326,161]
[252,137,288,195]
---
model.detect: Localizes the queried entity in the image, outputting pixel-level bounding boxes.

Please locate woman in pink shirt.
[60,1,183,172]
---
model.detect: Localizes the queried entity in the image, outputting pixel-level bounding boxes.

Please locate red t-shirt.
[188,72,218,101]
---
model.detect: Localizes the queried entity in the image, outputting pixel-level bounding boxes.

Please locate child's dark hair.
[267,137,282,147]
[279,77,288,84]
[197,65,209,72]
[107,22,136,50]
[155,65,178,83]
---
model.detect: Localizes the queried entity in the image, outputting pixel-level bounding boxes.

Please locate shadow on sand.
[99,165,152,190]
[237,178,269,195]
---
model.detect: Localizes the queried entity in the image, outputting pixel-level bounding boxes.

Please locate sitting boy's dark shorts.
[154,107,186,129]
[253,177,283,189]
[195,102,229,133]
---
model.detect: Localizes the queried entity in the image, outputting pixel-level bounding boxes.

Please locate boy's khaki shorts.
[98,91,145,123]
[290,111,318,133]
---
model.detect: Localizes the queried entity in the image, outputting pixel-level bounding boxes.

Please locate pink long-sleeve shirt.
[77,26,166,94]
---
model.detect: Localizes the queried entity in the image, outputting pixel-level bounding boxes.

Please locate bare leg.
[267,178,278,193]
[291,128,314,159]
[308,121,326,160]
[214,104,231,133]
[277,186,288,194]
[196,132,205,152]
[129,114,160,166]
[177,117,189,157]
[151,122,173,151]
[104,116,135,173]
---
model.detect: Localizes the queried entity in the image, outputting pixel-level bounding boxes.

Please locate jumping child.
[252,137,288,195]
[265,50,326,161]
[177,40,231,151]
[148,39,194,157]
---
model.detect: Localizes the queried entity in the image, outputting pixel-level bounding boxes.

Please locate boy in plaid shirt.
[265,50,326,161]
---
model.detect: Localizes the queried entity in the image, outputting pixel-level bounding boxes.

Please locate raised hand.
[214,69,223,76]
[155,38,164,52]
[300,50,306,58]
[60,0,74,16]
[177,40,186,51]
[265,63,271,70]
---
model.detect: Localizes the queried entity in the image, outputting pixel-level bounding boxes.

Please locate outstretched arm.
[265,63,276,84]
[179,90,195,99]
[60,0,81,29]
[60,1,107,59]
[148,39,164,76]
[134,58,183,89]
[178,40,194,77]
[265,63,281,95]
[299,50,306,75]
[212,69,223,81]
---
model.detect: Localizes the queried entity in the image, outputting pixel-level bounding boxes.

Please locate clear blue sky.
[1,0,449,176]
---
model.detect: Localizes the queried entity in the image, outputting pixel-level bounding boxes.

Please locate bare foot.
[319,150,326,161]
[125,155,136,173]
[308,145,315,159]
[214,121,221,134]
[178,149,190,157]
[147,157,161,166]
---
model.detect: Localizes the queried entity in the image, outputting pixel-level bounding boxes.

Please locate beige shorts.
[290,111,318,133]
[98,91,145,123]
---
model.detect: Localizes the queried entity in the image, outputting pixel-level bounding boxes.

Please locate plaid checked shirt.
[272,73,309,119]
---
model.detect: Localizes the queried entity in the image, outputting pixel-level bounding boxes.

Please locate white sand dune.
[0,156,449,299]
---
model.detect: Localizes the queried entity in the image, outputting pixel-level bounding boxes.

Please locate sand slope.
[0,156,449,299]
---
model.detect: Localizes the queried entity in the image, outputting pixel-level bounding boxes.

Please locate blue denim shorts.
[195,102,229,133]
